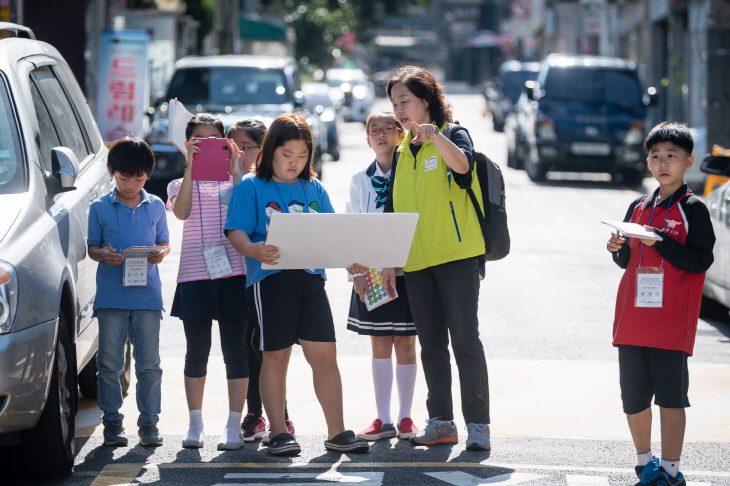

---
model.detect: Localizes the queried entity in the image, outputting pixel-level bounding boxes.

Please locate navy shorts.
[247,270,336,352]
[618,345,690,414]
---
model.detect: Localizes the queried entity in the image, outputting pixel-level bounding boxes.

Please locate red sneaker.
[397,417,419,440]
[356,419,397,441]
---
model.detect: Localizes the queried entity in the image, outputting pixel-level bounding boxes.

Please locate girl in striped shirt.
[166,114,249,450]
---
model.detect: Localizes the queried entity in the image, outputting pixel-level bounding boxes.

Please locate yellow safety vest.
[393,123,485,272]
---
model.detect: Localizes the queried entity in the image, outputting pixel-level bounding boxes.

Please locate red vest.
[613,190,705,355]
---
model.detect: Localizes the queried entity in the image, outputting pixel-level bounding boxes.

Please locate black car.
[516,54,658,183]
[484,61,539,132]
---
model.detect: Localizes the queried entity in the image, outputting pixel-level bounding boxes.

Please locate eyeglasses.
[368,126,399,137]
[240,146,259,153]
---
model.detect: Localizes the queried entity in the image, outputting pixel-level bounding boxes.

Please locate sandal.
[324,430,369,453]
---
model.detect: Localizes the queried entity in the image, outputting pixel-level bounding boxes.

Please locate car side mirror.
[525,80,536,101]
[293,91,305,108]
[49,147,79,194]
[701,155,730,177]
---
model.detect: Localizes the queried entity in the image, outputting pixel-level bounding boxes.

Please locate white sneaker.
[182,426,204,448]
[217,426,245,450]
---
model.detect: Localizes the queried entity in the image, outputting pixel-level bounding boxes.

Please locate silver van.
[0,23,121,478]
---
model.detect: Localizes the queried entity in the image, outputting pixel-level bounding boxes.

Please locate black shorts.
[618,345,690,414]
[247,270,336,351]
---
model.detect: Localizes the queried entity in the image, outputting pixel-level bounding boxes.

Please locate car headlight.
[319,109,336,123]
[537,118,556,140]
[624,121,645,145]
[146,119,170,145]
[352,85,368,100]
[0,261,18,334]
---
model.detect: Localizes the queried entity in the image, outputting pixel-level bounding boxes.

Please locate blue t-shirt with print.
[87,188,169,312]
[224,173,334,287]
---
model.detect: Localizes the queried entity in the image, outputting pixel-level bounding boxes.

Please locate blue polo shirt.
[87,188,169,312]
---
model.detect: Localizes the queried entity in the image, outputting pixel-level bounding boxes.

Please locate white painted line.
[426,471,545,485]
[566,475,610,485]
[216,471,384,484]
[687,482,712,486]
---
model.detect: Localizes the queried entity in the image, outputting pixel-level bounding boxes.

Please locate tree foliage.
[260,0,430,67]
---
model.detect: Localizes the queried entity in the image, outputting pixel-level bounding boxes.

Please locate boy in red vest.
[607,122,715,486]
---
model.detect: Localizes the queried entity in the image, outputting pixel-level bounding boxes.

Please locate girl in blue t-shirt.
[225,113,369,456]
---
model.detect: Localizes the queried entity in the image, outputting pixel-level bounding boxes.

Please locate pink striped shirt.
[167,177,246,283]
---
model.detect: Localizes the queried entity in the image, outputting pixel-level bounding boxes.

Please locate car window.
[54,63,103,154]
[0,76,25,194]
[167,67,290,105]
[501,70,538,103]
[29,80,62,176]
[542,68,643,107]
[31,67,91,163]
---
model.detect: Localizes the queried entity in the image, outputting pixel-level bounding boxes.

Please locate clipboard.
[261,213,419,270]
[601,221,663,241]
[122,246,167,258]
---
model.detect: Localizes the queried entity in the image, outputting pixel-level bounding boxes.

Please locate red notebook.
[191,138,231,182]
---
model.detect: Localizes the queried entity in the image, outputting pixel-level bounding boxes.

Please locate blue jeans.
[96,308,162,426]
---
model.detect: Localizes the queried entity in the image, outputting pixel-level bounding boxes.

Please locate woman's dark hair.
[386,66,453,127]
[185,113,225,140]
[107,136,155,177]
[255,113,317,181]
[227,119,267,146]
[644,121,694,155]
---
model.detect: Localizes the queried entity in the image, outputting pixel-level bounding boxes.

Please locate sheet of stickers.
[364,267,398,311]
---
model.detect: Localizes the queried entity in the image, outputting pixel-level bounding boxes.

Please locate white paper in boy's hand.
[168,98,194,157]
[601,221,663,241]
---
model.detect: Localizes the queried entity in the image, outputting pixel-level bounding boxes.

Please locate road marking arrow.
[566,475,609,485]
[426,471,545,485]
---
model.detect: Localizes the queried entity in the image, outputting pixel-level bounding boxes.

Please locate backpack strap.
[444,123,491,253]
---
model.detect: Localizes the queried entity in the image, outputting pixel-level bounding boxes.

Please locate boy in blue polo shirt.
[87,137,171,447]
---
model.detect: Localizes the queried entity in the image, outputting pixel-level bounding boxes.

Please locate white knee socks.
[396,363,417,425]
[372,358,393,424]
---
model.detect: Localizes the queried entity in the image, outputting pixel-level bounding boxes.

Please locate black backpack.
[443,124,510,263]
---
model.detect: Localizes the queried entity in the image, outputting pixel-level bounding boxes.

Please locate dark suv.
[520,54,657,183]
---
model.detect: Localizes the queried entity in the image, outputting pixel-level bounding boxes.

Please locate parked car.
[0,23,131,479]
[518,54,658,183]
[303,82,341,161]
[484,61,539,132]
[325,68,375,123]
[698,154,730,318]
[505,89,533,170]
[146,55,324,180]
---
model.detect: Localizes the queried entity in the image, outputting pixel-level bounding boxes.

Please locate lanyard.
[195,181,223,243]
[114,198,156,251]
[273,179,308,213]
[638,192,674,268]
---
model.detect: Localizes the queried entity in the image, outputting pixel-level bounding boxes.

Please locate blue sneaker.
[103,420,128,447]
[635,457,659,481]
[636,464,686,486]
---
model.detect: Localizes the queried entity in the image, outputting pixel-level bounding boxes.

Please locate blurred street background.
[3,0,730,484]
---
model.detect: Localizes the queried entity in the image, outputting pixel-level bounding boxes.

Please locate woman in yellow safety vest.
[382,66,491,451]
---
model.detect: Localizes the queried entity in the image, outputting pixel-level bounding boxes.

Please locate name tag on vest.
[425,156,438,171]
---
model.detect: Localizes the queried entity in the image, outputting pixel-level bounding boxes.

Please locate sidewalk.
[76,351,730,444]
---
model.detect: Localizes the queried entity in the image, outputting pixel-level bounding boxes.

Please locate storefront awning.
[239,13,287,41]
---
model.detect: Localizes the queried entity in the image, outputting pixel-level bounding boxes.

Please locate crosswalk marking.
[426,471,545,485]
[565,475,610,485]
[687,482,712,486]
[214,472,384,485]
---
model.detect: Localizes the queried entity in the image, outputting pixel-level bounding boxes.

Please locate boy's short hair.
[107,136,155,177]
[644,121,694,155]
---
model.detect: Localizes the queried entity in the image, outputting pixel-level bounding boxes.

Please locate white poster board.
[261,213,419,270]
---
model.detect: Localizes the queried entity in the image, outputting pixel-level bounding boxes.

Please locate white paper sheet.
[167,98,194,157]
[261,213,419,270]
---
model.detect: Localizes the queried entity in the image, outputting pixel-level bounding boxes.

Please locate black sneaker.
[324,430,369,453]
[267,433,301,456]
[138,422,163,447]
[103,420,128,446]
